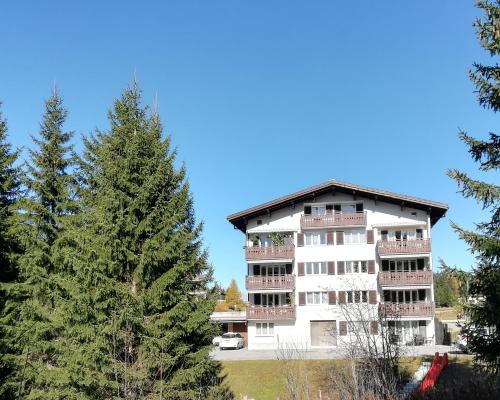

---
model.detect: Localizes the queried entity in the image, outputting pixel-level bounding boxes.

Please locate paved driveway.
[211,345,454,361]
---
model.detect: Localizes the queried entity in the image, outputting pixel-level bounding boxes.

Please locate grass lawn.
[435,354,474,388]
[222,357,423,400]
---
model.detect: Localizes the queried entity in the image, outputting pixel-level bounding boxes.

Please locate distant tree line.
[0,83,232,399]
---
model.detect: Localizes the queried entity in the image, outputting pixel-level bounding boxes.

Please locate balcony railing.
[379,302,435,317]
[246,305,296,320]
[245,245,295,260]
[246,275,295,290]
[378,271,433,286]
[301,211,367,229]
[377,239,431,256]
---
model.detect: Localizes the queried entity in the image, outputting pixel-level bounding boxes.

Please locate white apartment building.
[227,179,448,350]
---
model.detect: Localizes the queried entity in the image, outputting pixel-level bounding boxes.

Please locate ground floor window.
[311,321,337,346]
[387,320,427,344]
[256,322,274,336]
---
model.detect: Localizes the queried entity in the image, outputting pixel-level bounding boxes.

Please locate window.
[383,259,422,272]
[389,230,417,241]
[383,290,427,303]
[345,261,368,273]
[256,322,274,335]
[333,203,363,213]
[305,262,327,275]
[257,293,287,306]
[305,232,326,246]
[344,229,367,244]
[311,205,326,216]
[347,291,368,304]
[348,320,370,333]
[306,292,329,305]
[259,265,287,276]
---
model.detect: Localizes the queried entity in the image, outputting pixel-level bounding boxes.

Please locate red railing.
[377,239,431,255]
[378,271,433,286]
[245,275,295,290]
[246,306,296,320]
[245,245,295,260]
[379,302,435,317]
[418,352,448,392]
[301,211,366,229]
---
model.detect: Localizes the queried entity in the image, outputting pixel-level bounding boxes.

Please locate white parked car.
[219,332,244,350]
[456,333,468,352]
[212,336,222,346]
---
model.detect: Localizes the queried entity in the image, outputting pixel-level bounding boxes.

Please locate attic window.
[257,219,262,225]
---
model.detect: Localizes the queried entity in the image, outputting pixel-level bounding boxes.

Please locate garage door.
[311,321,337,347]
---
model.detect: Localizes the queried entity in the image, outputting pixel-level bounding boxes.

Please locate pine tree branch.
[447,169,500,208]
[451,222,500,262]
[459,130,500,170]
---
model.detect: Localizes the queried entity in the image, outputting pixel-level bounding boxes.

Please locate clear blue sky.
[1,1,496,291]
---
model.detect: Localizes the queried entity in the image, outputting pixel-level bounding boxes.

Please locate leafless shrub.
[276,342,314,400]
[325,278,403,400]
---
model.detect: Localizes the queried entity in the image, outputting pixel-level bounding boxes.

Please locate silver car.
[219,332,244,350]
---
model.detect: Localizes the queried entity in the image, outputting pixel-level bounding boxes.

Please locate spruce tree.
[0,103,21,399]
[60,83,230,399]
[448,0,500,375]
[4,88,77,398]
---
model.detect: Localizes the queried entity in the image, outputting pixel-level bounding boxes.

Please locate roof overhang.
[227,179,448,233]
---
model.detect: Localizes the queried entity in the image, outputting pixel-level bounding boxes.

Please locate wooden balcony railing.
[301,211,367,229]
[246,305,296,320]
[379,302,435,317]
[377,239,431,256]
[246,275,295,290]
[245,245,295,260]
[378,271,433,286]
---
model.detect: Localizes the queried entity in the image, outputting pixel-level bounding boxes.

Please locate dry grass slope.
[222,357,423,400]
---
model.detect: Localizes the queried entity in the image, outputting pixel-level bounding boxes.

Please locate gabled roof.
[227,179,448,232]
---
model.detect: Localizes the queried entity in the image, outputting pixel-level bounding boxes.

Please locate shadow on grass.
[409,360,500,400]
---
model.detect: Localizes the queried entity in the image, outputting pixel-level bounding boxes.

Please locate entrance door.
[311,321,337,347]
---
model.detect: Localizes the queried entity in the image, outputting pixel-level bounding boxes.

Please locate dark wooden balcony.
[378,271,433,286]
[377,239,431,256]
[379,302,435,318]
[246,275,295,291]
[246,305,296,320]
[245,245,295,260]
[301,211,367,229]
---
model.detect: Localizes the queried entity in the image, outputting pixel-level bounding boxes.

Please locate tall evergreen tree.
[448,0,500,375]
[59,83,230,399]
[0,103,21,399]
[3,88,77,398]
